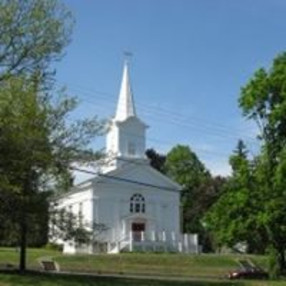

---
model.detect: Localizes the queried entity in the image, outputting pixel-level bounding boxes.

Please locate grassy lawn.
[0,272,239,286]
[0,247,263,277]
[0,248,59,269]
[0,248,285,286]
[0,272,285,286]
[56,253,240,277]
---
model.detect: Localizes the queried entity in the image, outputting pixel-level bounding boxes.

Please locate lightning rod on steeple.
[123,51,133,64]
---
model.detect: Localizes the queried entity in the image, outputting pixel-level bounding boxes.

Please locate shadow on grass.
[0,271,245,286]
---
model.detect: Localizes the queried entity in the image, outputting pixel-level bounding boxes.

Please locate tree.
[164,145,211,233]
[0,0,103,272]
[206,53,286,274]
[0,0,104,271]
[0,0,73,82]
[239,52,286,274]
[164,145,210,189]
[0,75,104,272]
[145,148,166,173]
[164,145,225,251]
[204,141,268,253]
[189,175,226,251]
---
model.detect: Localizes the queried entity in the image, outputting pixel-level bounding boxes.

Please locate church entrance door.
[132,223,145,241]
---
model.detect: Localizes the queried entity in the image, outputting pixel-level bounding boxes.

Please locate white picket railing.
[107,231,199,254]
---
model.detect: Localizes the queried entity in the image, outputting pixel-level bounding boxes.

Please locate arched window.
[130,194,145,213]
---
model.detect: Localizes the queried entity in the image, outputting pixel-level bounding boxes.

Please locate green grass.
[0,247,260,277]
[0,248,285,286]
[0,272,286,286]
[0,248,59,269]
[0,272,242,286]
[56,253,270,279]
[56,253,240,277]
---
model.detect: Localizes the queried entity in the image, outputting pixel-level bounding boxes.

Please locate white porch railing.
[107,231,199,254]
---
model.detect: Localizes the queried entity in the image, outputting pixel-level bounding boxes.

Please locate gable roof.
[91,161,182,193]
[56,161,181,200]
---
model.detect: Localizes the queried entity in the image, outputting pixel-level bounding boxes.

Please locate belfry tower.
[105,61,148,171]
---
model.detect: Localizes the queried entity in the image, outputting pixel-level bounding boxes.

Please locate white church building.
[54,62,199,254]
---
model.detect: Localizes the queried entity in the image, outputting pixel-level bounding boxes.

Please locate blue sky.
[56,0,286,177]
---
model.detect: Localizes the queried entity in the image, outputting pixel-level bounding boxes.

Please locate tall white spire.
[104,59,148,172]
[115,61,136,121]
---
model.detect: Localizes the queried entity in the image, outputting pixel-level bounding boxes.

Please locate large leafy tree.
[204,140,267,253]
[164,145,224,251]
[164,145,211,232]
[206,53,286,274]
[0,76,104,271]
[0,0,104,272]
[239,53,286,273]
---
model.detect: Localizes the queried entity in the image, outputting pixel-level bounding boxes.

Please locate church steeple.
[104,60,148,172]
[115,61,136,121]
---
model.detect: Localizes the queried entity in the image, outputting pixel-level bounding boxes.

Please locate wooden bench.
[39,260,60,272]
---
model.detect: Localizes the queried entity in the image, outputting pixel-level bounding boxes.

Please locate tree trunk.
[19,212,27,272]
[19,180,30,273]
[278,247,286,274]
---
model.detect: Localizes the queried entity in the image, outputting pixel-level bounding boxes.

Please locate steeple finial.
[123,51,133,63]
[115,54,136,121]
